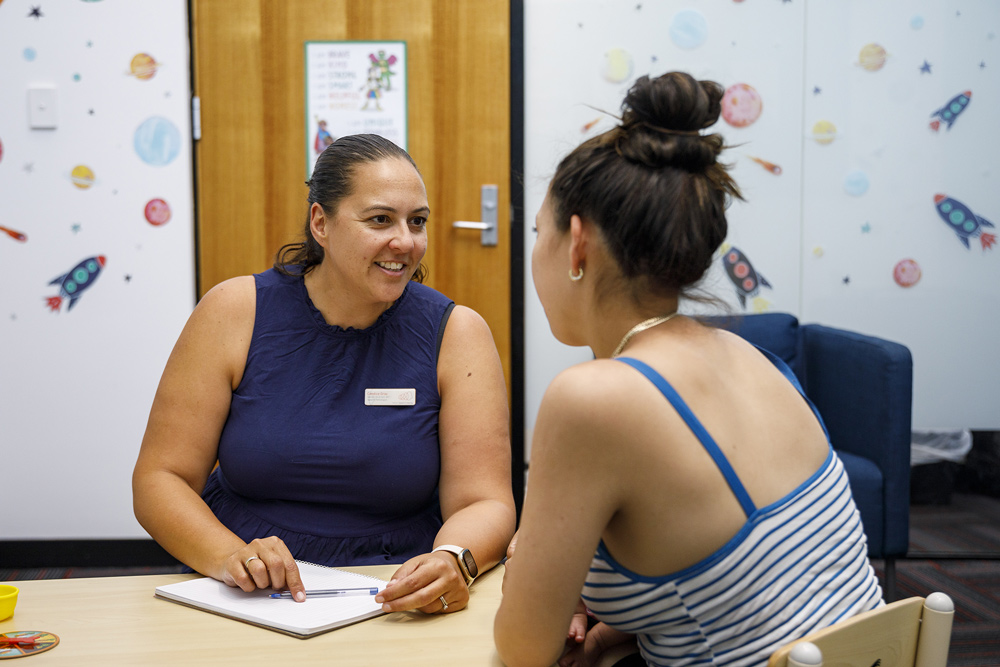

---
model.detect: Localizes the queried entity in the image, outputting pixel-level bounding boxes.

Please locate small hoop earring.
[569,267,584,282]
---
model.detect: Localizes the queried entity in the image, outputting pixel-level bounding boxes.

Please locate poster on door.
[304,41,407,179]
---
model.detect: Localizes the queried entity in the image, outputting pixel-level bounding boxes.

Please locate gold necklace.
[611,312,680,358]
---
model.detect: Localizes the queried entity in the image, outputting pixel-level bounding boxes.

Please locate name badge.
[365,388,416,406]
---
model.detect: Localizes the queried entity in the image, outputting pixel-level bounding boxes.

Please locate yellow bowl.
[0,585,18,621]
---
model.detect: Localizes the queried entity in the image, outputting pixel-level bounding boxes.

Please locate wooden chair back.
[767,593,954,667]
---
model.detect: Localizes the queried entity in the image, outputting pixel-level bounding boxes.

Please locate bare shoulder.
[441,304,492,341]
[194,275,256,324]
[535,360,650,448]
[437,304,504,392]
[544,359,644,409]
[171,276,256,379]
[438,305,500,366]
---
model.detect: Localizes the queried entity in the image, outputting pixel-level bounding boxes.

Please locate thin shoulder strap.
[751,345,831,442]
[615,357,757,518]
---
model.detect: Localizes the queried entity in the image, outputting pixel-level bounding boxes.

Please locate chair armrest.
[801,324,912,555]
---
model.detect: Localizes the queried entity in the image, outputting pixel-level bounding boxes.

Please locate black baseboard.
[0,539,180,569]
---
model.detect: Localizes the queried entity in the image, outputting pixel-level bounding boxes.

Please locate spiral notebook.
[154,561,389,638]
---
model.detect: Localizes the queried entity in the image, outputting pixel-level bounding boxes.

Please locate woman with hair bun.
[495,73,882,667]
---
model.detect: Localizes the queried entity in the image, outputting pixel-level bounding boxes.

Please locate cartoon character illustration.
[930,90,971,131]
[44,255,106,312]
[934,194,996,250]
[0,225,27,242]
[360,65,384,110]
[722,245,772,309]
[369,50,397,91]
[314,118,334,154]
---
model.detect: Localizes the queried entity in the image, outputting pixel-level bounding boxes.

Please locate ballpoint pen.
[269,587,379,599]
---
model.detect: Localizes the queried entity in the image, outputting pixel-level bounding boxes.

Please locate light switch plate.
[28,84,58,129]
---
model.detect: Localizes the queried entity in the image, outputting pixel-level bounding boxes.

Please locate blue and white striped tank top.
[581,351,883,667]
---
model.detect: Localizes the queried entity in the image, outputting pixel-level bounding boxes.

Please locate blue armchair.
[706,313,913,601]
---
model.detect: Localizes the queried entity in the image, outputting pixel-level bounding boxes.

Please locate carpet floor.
[910,492,1000,558]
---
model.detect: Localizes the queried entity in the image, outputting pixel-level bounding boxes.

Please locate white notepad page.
[154,561,389,637]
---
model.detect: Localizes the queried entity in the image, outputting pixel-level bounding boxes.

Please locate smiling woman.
[132,134,515,615]
[298,157,430,329]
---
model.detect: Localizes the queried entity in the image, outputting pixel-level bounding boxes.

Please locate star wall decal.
[28,6,42,19]
[920,60,932,74]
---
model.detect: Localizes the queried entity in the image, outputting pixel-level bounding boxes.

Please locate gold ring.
[244,555,261,569]
[438,595,449,611]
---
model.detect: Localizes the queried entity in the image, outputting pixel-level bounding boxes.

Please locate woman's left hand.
[375,551,469,614]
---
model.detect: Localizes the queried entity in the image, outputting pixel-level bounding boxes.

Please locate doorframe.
[510,0,526,519]
[186,0,202,305]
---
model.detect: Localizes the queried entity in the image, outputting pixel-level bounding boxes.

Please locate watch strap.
[432,545,475,584]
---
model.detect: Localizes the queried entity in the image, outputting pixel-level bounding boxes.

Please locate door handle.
[452,184,498,247]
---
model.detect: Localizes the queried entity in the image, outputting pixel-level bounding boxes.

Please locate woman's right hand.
[221,536,306,601]
[559,622,638,667]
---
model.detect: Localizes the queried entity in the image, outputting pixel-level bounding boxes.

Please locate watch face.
[460,549,478,578]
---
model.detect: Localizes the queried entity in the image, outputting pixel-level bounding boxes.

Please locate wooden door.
[191,0,512,398]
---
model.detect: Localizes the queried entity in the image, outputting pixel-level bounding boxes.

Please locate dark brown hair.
[274,133,427,282]
[549,72,742,301]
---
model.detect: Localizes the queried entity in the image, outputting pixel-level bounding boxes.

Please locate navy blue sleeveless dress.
[200,268,454,566]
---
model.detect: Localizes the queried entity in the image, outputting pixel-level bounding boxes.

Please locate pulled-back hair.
[549,72,742,300]
[275,133,426,281]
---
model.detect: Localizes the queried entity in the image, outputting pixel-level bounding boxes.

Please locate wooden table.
[1,564,507,665]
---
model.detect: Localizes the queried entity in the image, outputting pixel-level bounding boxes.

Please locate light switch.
[28,84,58,129]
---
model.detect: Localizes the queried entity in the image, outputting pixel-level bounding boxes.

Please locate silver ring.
[244,555,261,569]
[438,595,449,611]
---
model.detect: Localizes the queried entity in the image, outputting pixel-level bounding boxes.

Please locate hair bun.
[616,73,725,171]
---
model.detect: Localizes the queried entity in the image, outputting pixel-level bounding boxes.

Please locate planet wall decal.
[721,83,762,128]
[70,164,95,189]
[602,48,634,84]
[127,53,161,80]
[144,198,171,226]
[134,116,181,166]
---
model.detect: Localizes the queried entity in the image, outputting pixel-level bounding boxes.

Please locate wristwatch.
[433,545,478,585]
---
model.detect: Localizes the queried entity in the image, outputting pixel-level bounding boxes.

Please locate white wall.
[524,0,1000,459]
[0,0,195,538]
[1,0,997,540]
